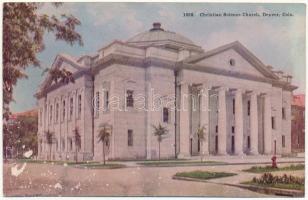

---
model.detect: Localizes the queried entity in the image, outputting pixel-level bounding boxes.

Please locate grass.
[77,163,126,169]
[243,181,304,191]
[175,170,237,180]
[17,159,99,166]
[17,159,125,169]
[138,160,225,166]
[243,164,305,173]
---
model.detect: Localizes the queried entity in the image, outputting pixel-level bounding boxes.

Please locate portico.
[178,81,274,157]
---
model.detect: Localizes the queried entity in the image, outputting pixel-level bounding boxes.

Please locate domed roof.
[126,23,203,52]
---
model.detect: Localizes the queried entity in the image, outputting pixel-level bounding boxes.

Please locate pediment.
[184,41,278,80]
[37,54,85,94]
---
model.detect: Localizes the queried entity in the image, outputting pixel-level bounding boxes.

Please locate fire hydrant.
[271,155,277,168]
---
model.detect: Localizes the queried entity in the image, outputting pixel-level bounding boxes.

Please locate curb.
[172,175,304,197]
[138,160,304,168]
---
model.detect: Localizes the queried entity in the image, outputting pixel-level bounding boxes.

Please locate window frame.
[104,90,109,111]
[282,135,286,148]
[128,129,133,146]
[247,100,251,116]
[95,91,100,117]
[49,105,53,124]
[77,95,82,119]
[69,97,73,121]
[126,90,134,108]
[271,116,276,130]
[282,107,286,119]
[163,107,170,123]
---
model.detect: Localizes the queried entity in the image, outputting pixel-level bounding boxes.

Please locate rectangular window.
[282,107,286,119]
[271,116,275,129]
[232,126,234,133]
[95,92,100,116]
[247,100,250,116]
[163,107,169,123]
[232,99,235,114]
[126,90,134,107]
[49,105,53,123]
[128,129,133,146]
[69,98,73,120]
[78,95,81,118]
[282,135,285,147]
[62,100,66,121]
[56,103,59,123]
[215,125,218,133]
[104,91,109,111]
[247,136,251,149]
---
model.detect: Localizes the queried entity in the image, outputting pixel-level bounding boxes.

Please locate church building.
[36,23,297,161]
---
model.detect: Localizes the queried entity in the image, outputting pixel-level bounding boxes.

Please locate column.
[178,83,190,157]
[146,81,152,159]
[250,91,259,155]
[263,93,272,154]
[234,89,244,155]
[200,85,210,156]
[218,87,227,155]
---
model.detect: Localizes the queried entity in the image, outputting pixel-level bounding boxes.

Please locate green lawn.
[243,164,305,173]
[138,160,225,166]
[77,163,126,169]
[243,181,304,191]
[17,159,99,166]
[175,170,237,180]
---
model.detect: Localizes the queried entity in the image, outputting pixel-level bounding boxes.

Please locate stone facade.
[36,23,297,161]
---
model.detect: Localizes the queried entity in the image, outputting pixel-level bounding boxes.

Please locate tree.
[195,125,206,162]
[3,2,83,120]
[97,123,112,165]
[4,113,38,159]
[152,124,169,161]
[73,127,81,163]
[45,130,54,160]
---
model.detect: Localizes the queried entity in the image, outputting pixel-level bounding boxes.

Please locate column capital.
[246,90,260,96]
[216,86,227,92]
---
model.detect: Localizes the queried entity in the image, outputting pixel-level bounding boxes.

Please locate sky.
[10,2,306,113]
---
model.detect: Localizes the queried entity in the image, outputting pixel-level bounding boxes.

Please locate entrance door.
[215,135,218,153]
[231,135,235,154]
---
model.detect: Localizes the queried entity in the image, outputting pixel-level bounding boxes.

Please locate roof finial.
[150,22,164,31]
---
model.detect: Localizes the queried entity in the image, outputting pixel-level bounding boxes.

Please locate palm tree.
[45,130,53,161]
[152,124,168,161]
[97,123,112,165]
[73,127,81,163]
[196,125,206,162]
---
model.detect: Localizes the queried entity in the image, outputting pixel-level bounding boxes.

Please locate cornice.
[36,53,297,99]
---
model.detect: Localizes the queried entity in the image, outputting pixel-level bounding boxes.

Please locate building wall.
[37,75,93,161]
[291,105,305,152]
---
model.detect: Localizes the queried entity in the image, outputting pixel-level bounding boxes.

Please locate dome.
[126,23,203,52]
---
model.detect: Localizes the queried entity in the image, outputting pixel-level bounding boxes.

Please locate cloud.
[37,3,78,17]
[84,4,144,35]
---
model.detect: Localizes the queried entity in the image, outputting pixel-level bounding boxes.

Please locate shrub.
[252,173,304,185]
